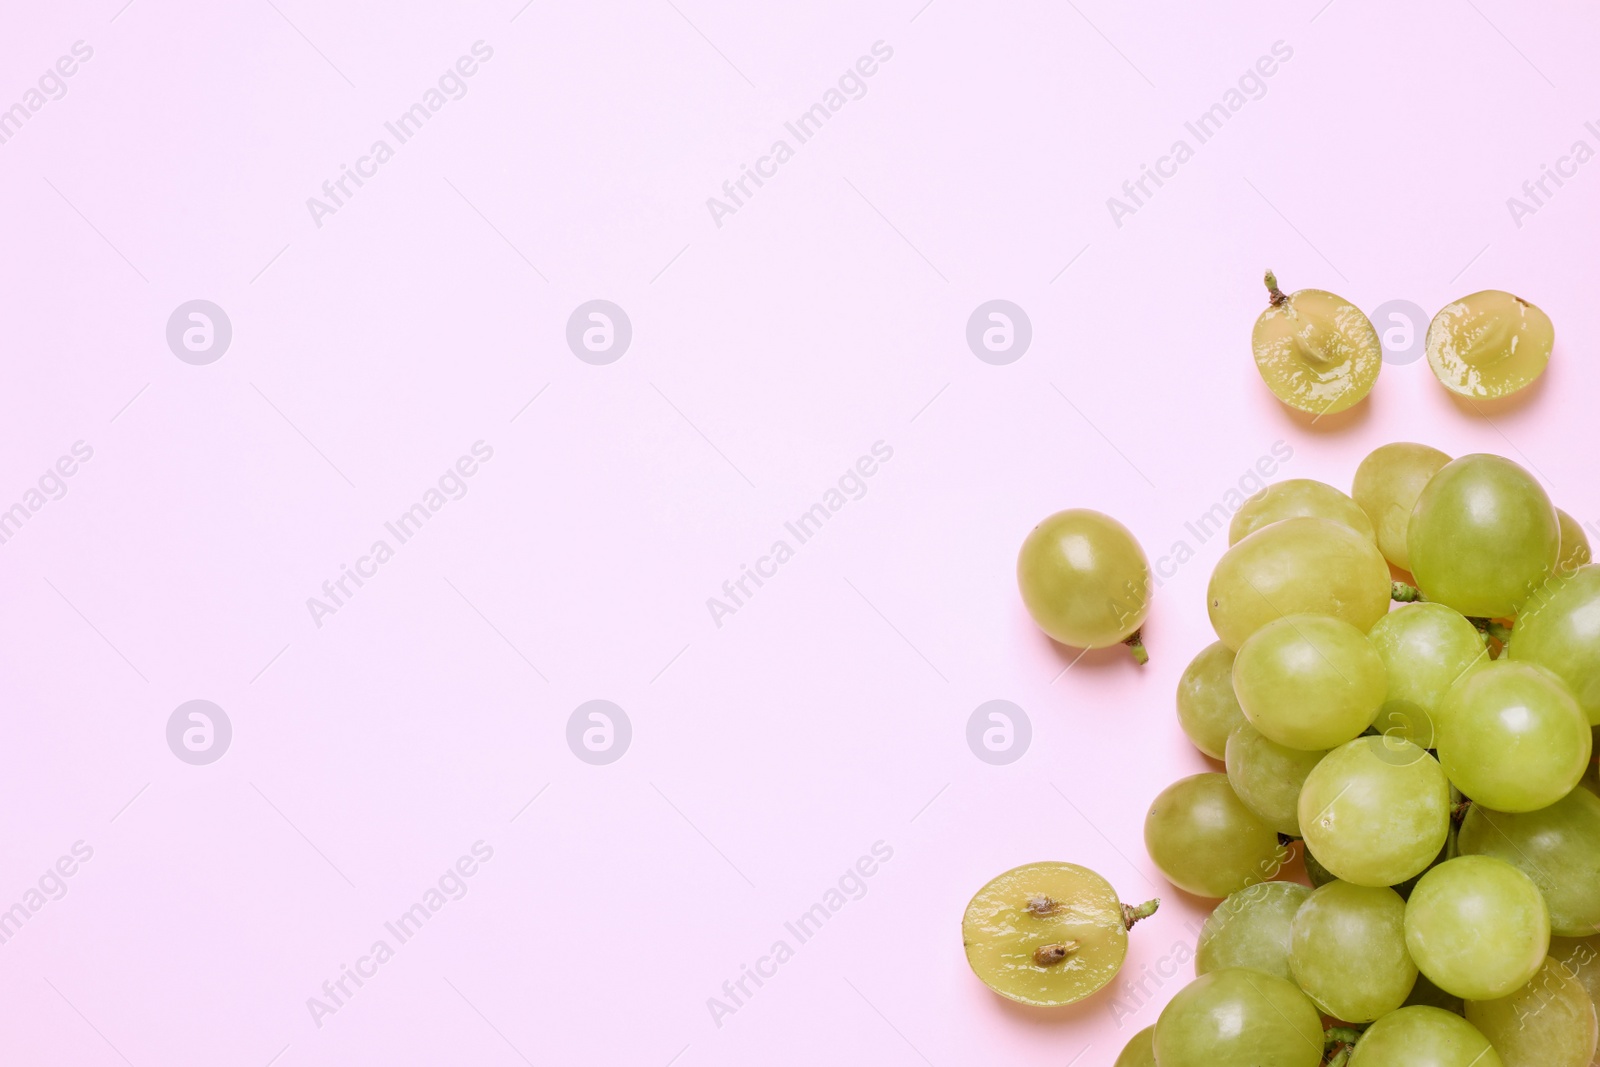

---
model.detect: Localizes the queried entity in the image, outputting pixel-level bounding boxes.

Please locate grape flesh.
[1436,662,1592,813]
[1229,478,1376,546]
[1153,967,1324,1067]
[1234,613,1387,750]
[961,862,1149,1006]
[1405,856,1550,1001]
[1408,454,1559,618]
[1368,603,1488,750]
[1196,880,1311,982]
[1459,788,1600,937]
[1298,736,1451,887]
[1512,566,1600,726]
[1349,1006,1504,1067]
[1017,509,1149,649]
[1426,290,1554,399]
[1290,881,1418,1022]
[1352,441,1452,571]
[1113,1025,1157,1067]
[1252,275,1383,416]
[1559,510,1594,576]
[1144,774,1286,898]
[1466,957,1599,1067]
[1208,517,1392,650]
[1226,722,1326,835]
[1176,642,1247,760]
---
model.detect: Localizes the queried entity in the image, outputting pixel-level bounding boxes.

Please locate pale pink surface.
[0,1,1596,1064]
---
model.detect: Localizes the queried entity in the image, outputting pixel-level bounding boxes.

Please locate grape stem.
[1323,1026,1361,1066]
[1264,269,1288,307]
[1391,581,1423,602]
[1121,898,1160,930]
[1124,630,1149,666]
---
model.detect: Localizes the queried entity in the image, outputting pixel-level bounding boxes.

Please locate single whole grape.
[1289,881,1418,1022]
[1176,642,1248,760]
[1113,1025,1157,1067]
[1352,441,1452,571]
[1153,968,1324,1067]
[1367,603,1489,750]
[1195,880,1311,982]
[1228,478,1376,545]
[1017,509,1150,654]
[1233,613,1387,750]
[1208,517,1391,650]
[1225,722,1326,835]
[1298,736,1451,887]
[1436,661,1592,813]
[961,862,1159,1006]
[1550,935,1600,1067]
[1408,454,1559,618]
[1466,957,1599,1067]
[1349,1006,1504,1067]
[1426,290,1554,399]
[1559,510,1594,576]
[1144,774,1285,898]
[1459,788,1600,937]
[1513,566,1600,726]
[1405,856,1550,1001]
[1251,271,1382,415]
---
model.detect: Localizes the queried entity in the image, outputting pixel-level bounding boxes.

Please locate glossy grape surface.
[1513,566,1600,726]
[1405,856,1550,1001]
[1226,723,1325,835]
[1352,441,1452,571]
[1408,454,1559,618]
[1018,510,1149,649]
[1368,603,1488,750]
[1298,736,1451,887]
[1154,968,1324,1067]
[1229,478,1376,545]
[1426,290,1553,399]
[1113,1025,1157,1067]
[1234,614,1387,750]
[1466,957,1599,1067]
[1349,1006,1504,1067]
[1252,279,1383,415]
[1195,880,1311,982]
[1208,517,1392,650]
[1459,788,1600,937]
[1436,662,1592,813]
[1550,936,1600,1067]
[1144,774,1285,898]
[1176,642,1247,760]
[1559,510,1594,576]
[1290,881,1417,1022]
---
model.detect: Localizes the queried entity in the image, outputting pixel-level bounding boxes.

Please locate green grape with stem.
[1153,968,1325,1067]
[1367,603,1490,750]
[1225,722,1326,835]
[1228,478,1376,546]
[1017,509,1151,661]
[1233,614,1387,751]
[1348,1006,1504,1067]
[1466,957,1599,1067]
[1290,881,1418,1023]
[1144,774,1287,898]
[1176,641,1247,760]
[1405,855,1550,1001]
[1426,290,1554,400]
[1251,271,1382,416]
[1458,787,1600,937]
[1298,736,1451,888]
[1512,566,1600,726]
[1352,441,1452,572]
[1195,880,1311,982]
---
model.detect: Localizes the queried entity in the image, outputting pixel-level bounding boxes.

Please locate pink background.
[0,1,1595,1063]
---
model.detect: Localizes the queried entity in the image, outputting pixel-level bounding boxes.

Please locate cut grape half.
[1252,271,1382,415]
[1426,290,1553,399]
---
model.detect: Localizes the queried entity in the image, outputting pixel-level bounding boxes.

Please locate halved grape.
[1426,290,1553,399]
[1291,881,1417,1022]
[1352,441,1452,571]
[1154,968,1324,1067]
[1114,1025,1157,1067]
[1225,723,1326,835]
[1144,774,1286,898]
[1368,603,1489,750]
[1018,509,1150,652]
[1349,1006,1503,1067]
[1405,855,1550,1001]
[1512,566,1600,726]
[1196,881,1311,982]
[1436,662,1591,813]
[1466,957,1599,1067]
[1408,454,1559,618]
[1233,614,1387,750]
[1208,517,1392,650]
[1228,479,1376,546]
[1559,510,1594,577]
[1298,736,1450,888]
[1252,271,1382,415]
[961,862,1159,1006]
[1459,788,1600,937]
[1177,642,1247,760]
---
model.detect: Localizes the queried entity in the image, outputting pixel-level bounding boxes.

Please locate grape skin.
[1228,478,1376,546]
[1113,1025,1156,1067]
[1550,936,1600,1067]
[1225,722,1326,835]
[1144,774,1285,898]
[1017,509,1150,649]
[1289,881,1417,1023]
[1459,788,1600,937]
[1436,662,1592,813]
[1405,856,1550,1001]
[1559,509,1594,576]
[1349,1006,1504,1066]
[1351,441,1452,571]
[1298,736,1450,888]
[1466,957,1599,1067]
[1512,566,1600,727]
[1154,968,1324,1067]
[1233,613,1387,751]
[1176,642,1247,760]
[1367,603,1489,750]
[1195,880,1311,983]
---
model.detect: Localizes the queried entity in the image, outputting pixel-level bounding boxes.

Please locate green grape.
[1195,881,1311,982]
[1349,1006,1504,1067]
[1290,881,1418,1022]
[1550,936,1600,1066]
[1459,788,1600,937]
[1225,722,1326,835]
[1208,517,1392,650]
[1368,604,1490,750]
[1144,774,1287,898]
[1114,1025,1157,1067]
[1512,566,1600,726]
[1466,957,1599,1067]
[1233,614,1387,750]
[1251,271,1382,416]
[1405,971,1466,1015]
[1352,441,1452,571]
[1017,509,1150,652]
[1405,855,1550,1000]
[1408,454,1559,618]
[1426,290,1554,399]
[1229,478,1377,546]
[1303,846,1338,888]
[1177,642,1247,760]
[1298,736,1451,887]
[1154,968,1325,1067]
[961,862,1159,1006]
[1436,662,1592,813]
[1559,510,1594,577]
